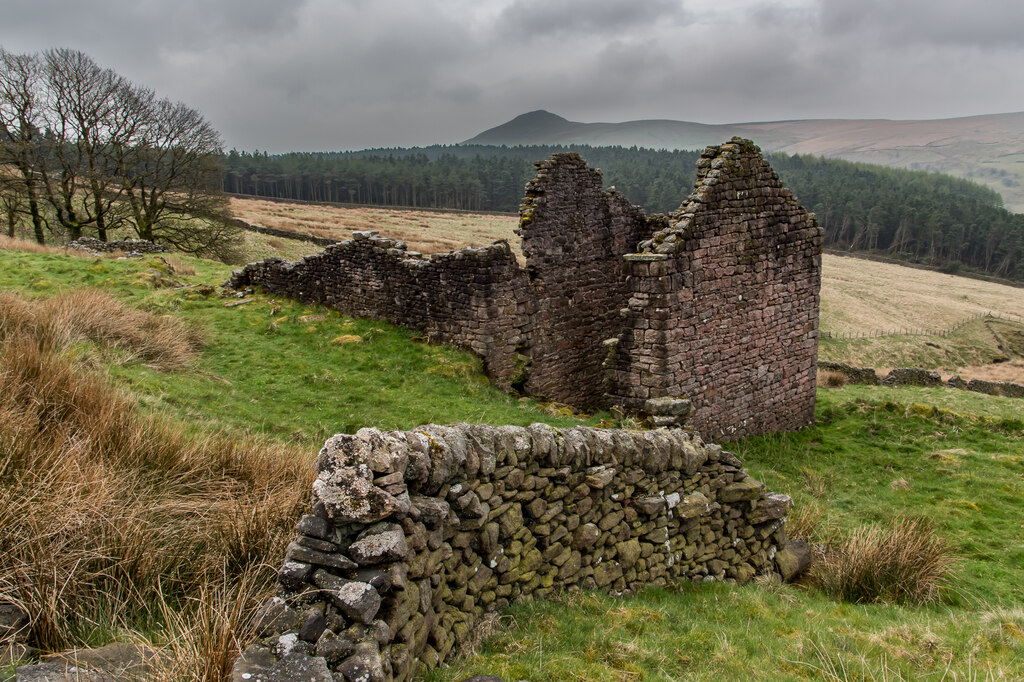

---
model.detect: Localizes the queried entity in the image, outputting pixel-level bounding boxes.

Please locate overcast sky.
[4,0,1023,152]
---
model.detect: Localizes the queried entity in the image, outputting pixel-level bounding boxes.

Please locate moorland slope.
[467,110,1024,211]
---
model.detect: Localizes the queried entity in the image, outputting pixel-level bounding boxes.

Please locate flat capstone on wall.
[233,423,809,681]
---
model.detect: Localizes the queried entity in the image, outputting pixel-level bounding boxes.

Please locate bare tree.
[118,96,237,255]
[1,47,235,254]
[38,48,134,241]
[0,173,24,237]
[0,49,48,243]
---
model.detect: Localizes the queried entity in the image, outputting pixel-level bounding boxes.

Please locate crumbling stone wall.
[230,233,532,390]
[604,139,823,438]
[236,423,803,681]
[67,237,168,255]
[231,139,822,438]
[517,154,657,407]
[821,362,1024,397]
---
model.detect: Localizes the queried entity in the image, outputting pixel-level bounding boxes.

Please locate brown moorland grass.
[945,359,1024,383]
[820,254,1023,336]
[817,370,848,388]
[0,234,87,257]
[0,289,203,371]
[0,294,312,676]
[229,197,520,257]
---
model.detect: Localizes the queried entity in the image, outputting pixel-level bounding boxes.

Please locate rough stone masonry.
[230,138,823,440]
[234,423,808,681]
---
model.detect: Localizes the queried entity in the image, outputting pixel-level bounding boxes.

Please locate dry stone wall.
[230,234,532,390]
[230,139,822,439]
[821,361,1024,398]
[235,423,802,681]
[67,237,168,255]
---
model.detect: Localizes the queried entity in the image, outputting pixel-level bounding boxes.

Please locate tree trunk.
[5,204,15,237]
[29,195,45,244]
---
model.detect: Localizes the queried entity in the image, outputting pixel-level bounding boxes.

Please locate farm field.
[230,196,521,257]
[819,254,1022,336]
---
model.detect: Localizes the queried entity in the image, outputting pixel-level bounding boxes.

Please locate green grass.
[429,586,1024,681]
[0,246,594,449]
[236,228,326,262]
[817,383,1024,421]
[818,318,1020,370]
[428,391,1024,681]
[3,242,1022,680]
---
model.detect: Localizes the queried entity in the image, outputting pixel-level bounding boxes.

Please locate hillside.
[223,145,1024,281]
[467,110,1024,212]
[2,236,1021,680]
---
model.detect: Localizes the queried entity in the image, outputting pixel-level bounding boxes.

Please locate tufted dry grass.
[0,294,313,676]
[817,370,848,388]
[812,516,957,605]
[0,234,82,256]
[0,289,203,371]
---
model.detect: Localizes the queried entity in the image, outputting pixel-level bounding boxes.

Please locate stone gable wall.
[604,140,823,439]
[236,423,801,681]
[517,154,659,407]
[230,140,823,439]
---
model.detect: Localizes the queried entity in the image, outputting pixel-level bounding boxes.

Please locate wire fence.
[820,311,1024,341]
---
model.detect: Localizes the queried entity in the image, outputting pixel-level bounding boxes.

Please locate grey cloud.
[819,0,1024,49]
[498,0,690,38]
[4,0,1024,151]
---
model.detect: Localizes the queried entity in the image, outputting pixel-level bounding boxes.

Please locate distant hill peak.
[463,110,1024,211]
[465,110,578,145]
[512,110,570,124]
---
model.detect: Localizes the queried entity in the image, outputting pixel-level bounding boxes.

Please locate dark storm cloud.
[3,0,1024,151]
[2,0,308,64]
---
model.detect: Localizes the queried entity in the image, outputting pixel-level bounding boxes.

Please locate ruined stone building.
[230,138,823,439]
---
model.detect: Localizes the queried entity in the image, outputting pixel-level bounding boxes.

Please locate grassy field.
[1,230,1022,680]
[819,254,1022,336]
